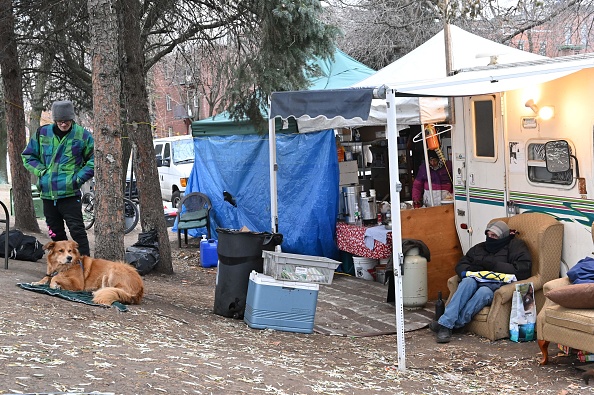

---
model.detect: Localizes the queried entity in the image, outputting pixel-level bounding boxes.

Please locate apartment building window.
[581,25,588,47]
[168,126,173,137]
[188,90,199,108]
[518,40,524,50]
[166,94,172,111]
[564,26,572,45]
[539,41,547,56]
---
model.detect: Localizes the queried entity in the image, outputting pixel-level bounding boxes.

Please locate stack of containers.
[244,251,341,334]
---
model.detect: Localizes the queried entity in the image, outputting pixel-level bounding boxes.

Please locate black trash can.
[213,228,283,319]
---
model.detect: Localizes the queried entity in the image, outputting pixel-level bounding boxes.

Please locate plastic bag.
[133,229,159,248]
[125,246,159,275]
[125,229,160,275]
[509,282,536,342]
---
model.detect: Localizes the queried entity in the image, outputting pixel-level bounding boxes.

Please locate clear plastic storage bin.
[263,251,341,284]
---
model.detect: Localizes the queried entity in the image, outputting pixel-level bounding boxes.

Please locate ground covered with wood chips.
[0,232,592,395]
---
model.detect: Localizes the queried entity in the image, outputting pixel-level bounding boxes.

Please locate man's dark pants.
[43,196,91,256]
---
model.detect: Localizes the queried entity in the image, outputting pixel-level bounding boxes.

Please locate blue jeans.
[438,277,499,329]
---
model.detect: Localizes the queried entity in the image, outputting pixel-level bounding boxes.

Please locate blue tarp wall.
[181,129,340,259]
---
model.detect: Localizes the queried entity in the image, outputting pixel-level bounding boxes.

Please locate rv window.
[544,140,571,173]
[473,100,495,158]
[527,142,573,186]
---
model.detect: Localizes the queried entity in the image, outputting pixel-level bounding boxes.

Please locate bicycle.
[81,191,139,234]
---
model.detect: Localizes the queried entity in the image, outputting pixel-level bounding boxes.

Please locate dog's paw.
[49,283,62,290]
[31,280,48,285]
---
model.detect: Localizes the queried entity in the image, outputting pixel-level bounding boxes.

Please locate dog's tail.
[93,287,143,305]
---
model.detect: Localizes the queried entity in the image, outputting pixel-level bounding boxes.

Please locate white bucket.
[353,257,378,281]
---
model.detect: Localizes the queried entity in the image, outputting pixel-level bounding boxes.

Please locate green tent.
[191,49,375,136]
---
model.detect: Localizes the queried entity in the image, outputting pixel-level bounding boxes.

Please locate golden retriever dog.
[36,240,144,306]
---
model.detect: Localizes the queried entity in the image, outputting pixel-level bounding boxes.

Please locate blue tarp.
[179,129,340,259]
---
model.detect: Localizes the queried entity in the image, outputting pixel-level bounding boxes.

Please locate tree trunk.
[88,0,124,260]
[29,51,54,135]
[0,1,40,232]
[0,81,9,184]
[120,0,173,274]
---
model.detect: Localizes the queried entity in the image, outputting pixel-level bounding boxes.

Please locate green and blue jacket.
[22,123,95,200]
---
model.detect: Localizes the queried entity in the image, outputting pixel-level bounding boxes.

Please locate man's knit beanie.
[485,220,510,239]
[51,100,76,121]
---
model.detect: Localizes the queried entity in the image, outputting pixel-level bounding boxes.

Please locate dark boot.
[436,325,452,343]
[428,321,440,333]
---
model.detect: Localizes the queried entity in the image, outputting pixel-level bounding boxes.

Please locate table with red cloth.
[336,221,393,259]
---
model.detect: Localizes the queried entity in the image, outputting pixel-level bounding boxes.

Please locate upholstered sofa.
[446,212,563,341]
[537,242,594,364]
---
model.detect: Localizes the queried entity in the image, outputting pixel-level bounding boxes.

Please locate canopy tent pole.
[269,116,279,235]
[386,89,406,371]
[421,128,434,207]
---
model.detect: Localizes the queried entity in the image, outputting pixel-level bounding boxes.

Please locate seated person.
[412,150,452,208]
[430,220,532,343]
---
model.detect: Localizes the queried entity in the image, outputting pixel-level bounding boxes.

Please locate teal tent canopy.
[191,49,375,136]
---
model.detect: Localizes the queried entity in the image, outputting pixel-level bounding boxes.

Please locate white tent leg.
[269,117,279,235]
[386,89,406,371]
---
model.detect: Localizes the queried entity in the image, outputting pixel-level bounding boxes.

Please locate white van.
[153,135,195,207]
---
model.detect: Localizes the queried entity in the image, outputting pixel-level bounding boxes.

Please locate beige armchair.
[537,277,594,364]
[537,222,594,364]
[446,212,563,341]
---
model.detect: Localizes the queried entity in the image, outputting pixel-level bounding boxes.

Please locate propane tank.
[402,247,428,310]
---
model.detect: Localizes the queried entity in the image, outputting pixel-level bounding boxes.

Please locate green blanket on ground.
[17,282,128,312]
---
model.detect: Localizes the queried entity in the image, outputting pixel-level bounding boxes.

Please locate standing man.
[22,100,94,256]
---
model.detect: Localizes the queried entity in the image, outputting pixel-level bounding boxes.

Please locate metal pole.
[386,89,406,371]
[422,128,434,207]
[268,115,279,235]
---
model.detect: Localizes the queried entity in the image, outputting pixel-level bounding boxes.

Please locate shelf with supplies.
[341,141,373,179]
[340,138,414,201]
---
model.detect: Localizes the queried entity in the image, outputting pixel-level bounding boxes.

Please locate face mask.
[485,235,510,253]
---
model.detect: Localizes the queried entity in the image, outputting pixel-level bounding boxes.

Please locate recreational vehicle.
[449,58,594,276]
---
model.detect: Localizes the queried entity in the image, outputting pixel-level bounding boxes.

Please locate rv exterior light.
[525,99,539,114]
[539,106,555,120]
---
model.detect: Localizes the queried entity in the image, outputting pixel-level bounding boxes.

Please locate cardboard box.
[244,271,319,334]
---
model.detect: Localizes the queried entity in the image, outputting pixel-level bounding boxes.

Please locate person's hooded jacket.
[22,123,94,200]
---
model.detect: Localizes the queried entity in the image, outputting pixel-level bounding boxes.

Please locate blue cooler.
[244,271,319,334]
[200,238,218,268]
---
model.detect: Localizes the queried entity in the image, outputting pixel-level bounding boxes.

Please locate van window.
[472,98,496,159]
[154,144,163,157]
[163,143,171,161]
[527,141,574,186]
[171,139,195,164]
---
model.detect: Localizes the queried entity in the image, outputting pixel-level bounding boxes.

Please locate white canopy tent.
[295,25,546,134]
[269,50,594,371]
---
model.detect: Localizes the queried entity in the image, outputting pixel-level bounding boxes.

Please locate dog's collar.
[46,259,84,277]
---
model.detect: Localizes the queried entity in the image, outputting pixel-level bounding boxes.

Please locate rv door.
[457,95,507,251]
